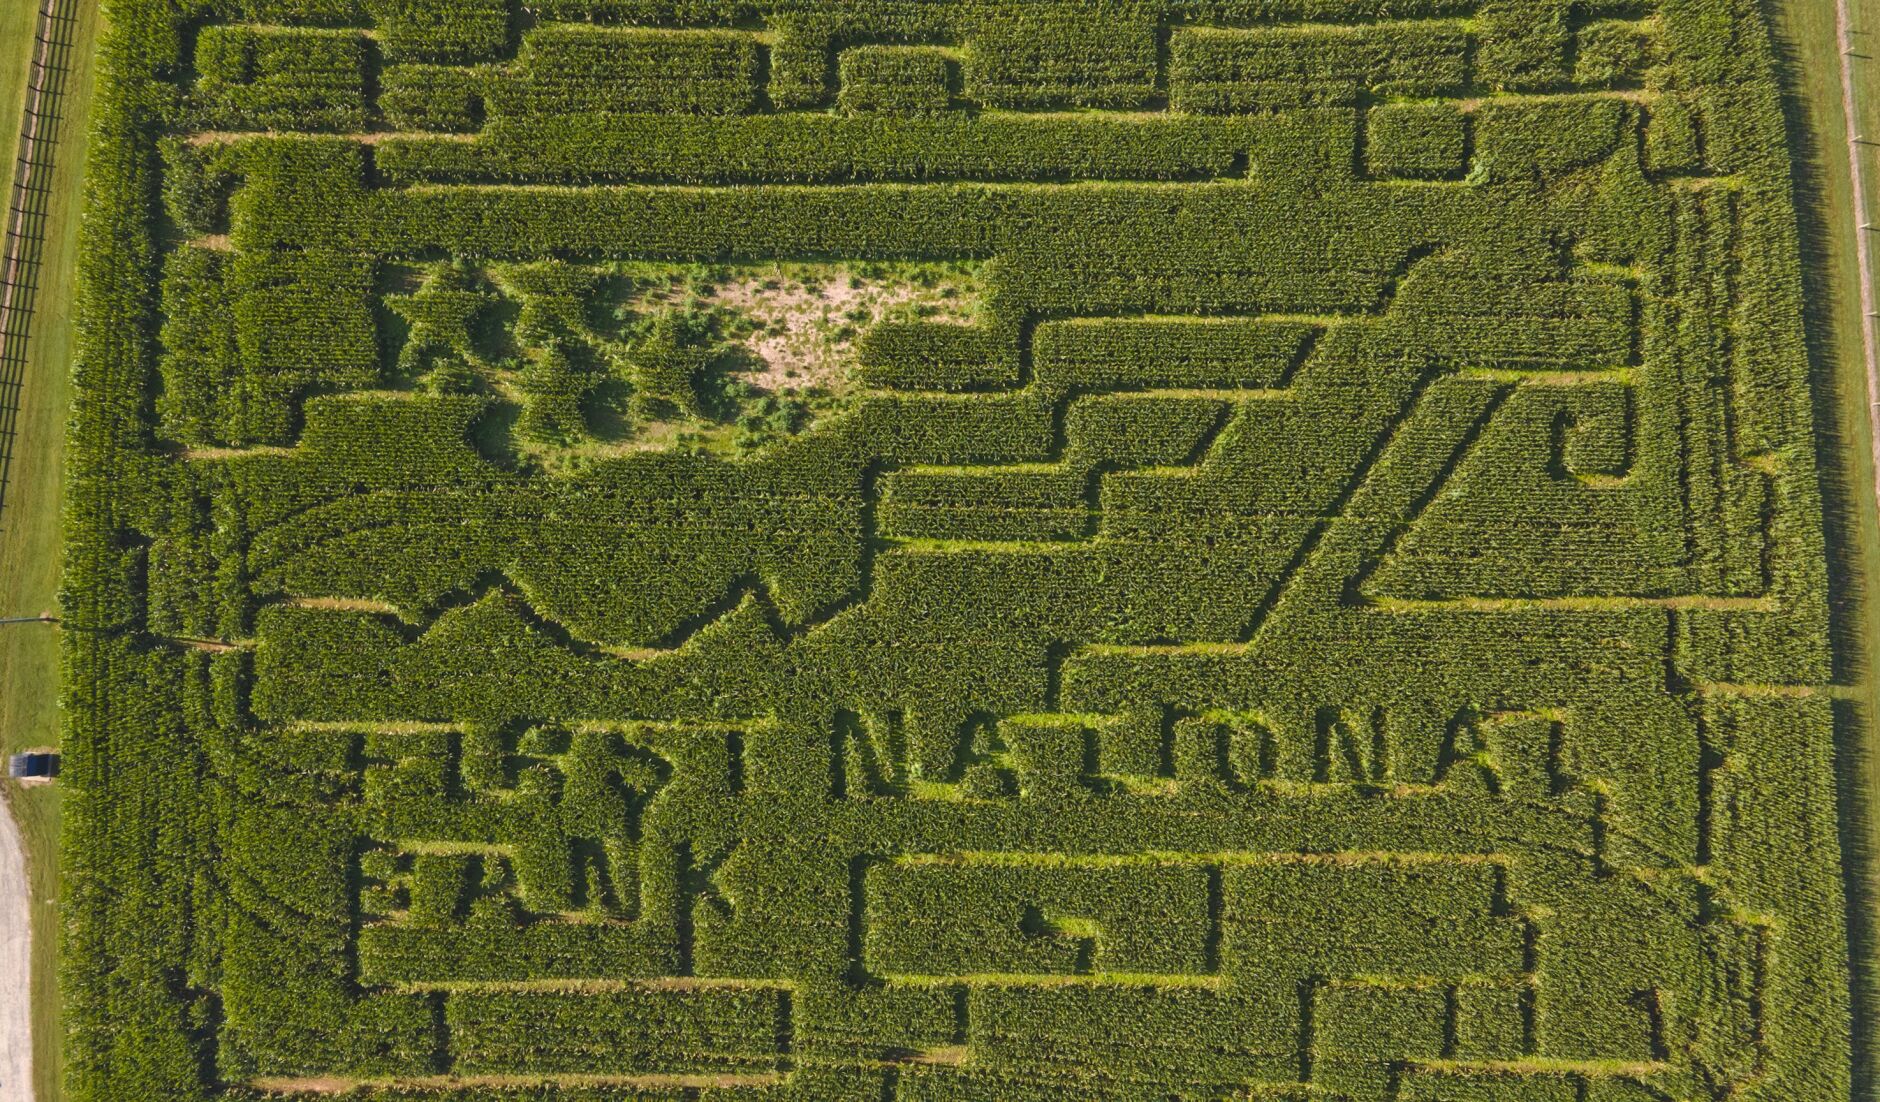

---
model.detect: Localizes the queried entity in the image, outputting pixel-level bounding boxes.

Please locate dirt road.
[1838,0,1880,510]
[0,791,30,1102]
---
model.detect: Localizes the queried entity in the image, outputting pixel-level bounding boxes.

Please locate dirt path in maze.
[0,791,29,1102]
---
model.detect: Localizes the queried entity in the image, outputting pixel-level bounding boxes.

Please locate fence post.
[0,0,77,520]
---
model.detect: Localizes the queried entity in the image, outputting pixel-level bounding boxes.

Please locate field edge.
[1765,0,1880,1094]
[0,0,103,1100]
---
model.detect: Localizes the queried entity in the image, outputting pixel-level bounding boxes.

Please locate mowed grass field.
[0,0,101,1100]
[1769,0,1880,1090]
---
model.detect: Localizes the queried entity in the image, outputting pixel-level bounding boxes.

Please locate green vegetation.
[60,0,1866,1100]
[0,3,102,1102]
[1764,0,1880,1090]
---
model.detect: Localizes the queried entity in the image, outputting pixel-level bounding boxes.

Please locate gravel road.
[0,792,30,1102]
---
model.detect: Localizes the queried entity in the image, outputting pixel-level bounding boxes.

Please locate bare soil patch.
[651,262,982,395]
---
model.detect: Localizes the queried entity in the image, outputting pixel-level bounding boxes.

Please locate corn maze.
[65,0,1855,1099]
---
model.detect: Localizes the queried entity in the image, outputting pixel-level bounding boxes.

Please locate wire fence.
[0,0,80,523]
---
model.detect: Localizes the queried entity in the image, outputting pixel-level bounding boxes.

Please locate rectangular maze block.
[490,26,764,117]
[837,45,958,116]
[1222,860,1528,982]
[1170,22,1471,110]
[1366,103,1470,181]
[1314,983,1449,1081]
[444,985,790,1076]
[193,26,369,131]
[967,985,1299,1087]
[1033,317,1317,393]
[862,858,1212,979]
[373,0,511,63]
[880,468,1089,542]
